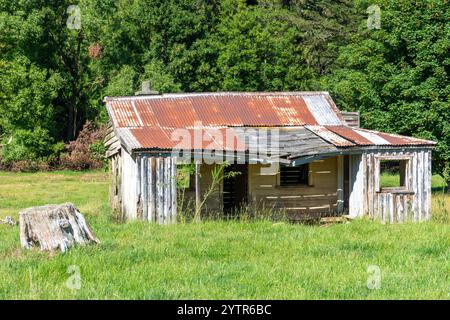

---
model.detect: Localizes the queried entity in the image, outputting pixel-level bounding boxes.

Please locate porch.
[110,147,432,224]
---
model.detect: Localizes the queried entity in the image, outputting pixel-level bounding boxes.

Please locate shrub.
[1,128,55,165]
[60,121,107,170]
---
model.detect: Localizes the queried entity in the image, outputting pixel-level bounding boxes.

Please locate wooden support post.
[337,155,344,214]
[164,157,170,224]
[135,154,142,220]
[195,160,201,221]
[156,157,163,224]
[141,156,148,221]
[148,157,156,222]
[171,157,177,224]
[110,155,115,207]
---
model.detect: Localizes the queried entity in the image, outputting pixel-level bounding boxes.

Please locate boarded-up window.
[280,164,309,186]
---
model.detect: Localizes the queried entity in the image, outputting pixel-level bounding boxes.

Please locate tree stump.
[19,203,99,252]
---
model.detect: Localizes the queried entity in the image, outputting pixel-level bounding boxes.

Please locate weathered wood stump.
[19,203,99,252]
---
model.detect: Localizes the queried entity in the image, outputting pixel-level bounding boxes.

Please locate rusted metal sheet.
[105,93,436,153]
[268,96,317,126]
[305,126,355,147]
[326,126,375,145]
[126,127,248,151]
[368,130,436,146]
[326,126,435,147]
[139,98,201,128]
[105,92,339,128]
[353,129,390,145]
[112,100,141,127]
[130,128,173,150]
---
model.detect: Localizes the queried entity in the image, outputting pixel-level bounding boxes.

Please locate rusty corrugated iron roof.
[305,126,355,147]
[105,92,436,153]
[325,126,436,147]
[105,92,340,128]
[124,127,248,152]
[325,125,374,146]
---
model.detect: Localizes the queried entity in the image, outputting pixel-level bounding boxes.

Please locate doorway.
[223,164,248,215]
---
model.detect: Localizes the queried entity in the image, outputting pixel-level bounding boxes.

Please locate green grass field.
[0,171,449,299]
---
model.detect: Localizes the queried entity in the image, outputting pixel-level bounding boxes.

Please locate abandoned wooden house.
[104,90,435,224]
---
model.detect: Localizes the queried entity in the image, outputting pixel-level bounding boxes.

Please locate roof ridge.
[104,91,331,101]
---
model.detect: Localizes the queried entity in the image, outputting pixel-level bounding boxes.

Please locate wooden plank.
[341,111,360,127]
[171,157,177,224]
[106,147,120,158]
[141,156,148,221]
[148,157,156,222]
[104,134,119,148]
[107,140,121,151]
[135,155,142,219]
[164,157,170,224]
[104,129,117,142]
[383,193,388,223]
[374,154,380,192]
[156,157,163,224]
[195,160,201,216]
[417,150,424,221]
[389,192,394,223]
[337,155,344,213]
[426,150,432,220]
[117,153,122,214]
[367,154,374,218]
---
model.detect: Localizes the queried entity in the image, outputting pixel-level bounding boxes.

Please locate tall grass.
[432,193,450,224]
[0,171,449,299]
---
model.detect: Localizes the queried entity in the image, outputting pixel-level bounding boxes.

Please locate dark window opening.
[280,164,309,186]
[379,160,408,189]
[223,164,248,215]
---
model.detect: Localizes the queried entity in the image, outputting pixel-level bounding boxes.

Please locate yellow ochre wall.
[181,157,339,216]
[248,157,339,216]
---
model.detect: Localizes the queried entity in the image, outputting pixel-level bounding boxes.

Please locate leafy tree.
[262,0,366,76]
[141,59,181,93]
[324,0,450,187]
[0,0,94,148]
[1,0,447,183]
[207,2,315,91]
[104,65,137,97]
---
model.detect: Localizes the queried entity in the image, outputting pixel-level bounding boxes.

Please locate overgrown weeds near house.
[432,192,450,224]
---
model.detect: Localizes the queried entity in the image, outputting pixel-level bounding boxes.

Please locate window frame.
[375,155,412,192]
[278,163,310,187]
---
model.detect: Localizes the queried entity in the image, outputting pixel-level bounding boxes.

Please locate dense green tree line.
[0,0,448,186]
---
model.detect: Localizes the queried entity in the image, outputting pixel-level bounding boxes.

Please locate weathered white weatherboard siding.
[119,150,177,223]
[121,149,138,219]
[349,148,432,223]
